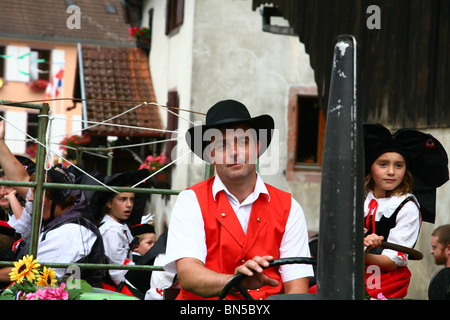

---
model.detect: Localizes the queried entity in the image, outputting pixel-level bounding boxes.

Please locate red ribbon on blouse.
[366,199,378,234]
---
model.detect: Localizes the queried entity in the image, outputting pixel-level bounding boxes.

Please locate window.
[286,87,325,180]
[296,96,321,164]
[165,0,184,35]
[105,4,116,14]
[27,113,39,139]
[148,8,154,32]
[30,48,51,81]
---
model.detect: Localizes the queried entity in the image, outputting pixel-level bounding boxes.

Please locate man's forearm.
[176,257,233,298]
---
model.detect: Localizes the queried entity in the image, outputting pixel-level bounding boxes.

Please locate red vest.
[177,177,292,300]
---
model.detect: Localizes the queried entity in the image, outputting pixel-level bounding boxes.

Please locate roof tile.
[80,45,161,136]
[0,0,133,45]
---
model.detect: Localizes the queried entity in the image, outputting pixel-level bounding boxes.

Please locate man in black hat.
[0,120,105,286]
[165,100,313,300]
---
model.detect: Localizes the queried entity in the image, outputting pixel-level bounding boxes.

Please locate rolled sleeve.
[164,190,207,274]
[279,198,314,283]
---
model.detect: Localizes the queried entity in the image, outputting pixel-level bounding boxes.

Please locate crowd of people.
[0,98,449,300]
[0,120,176,299]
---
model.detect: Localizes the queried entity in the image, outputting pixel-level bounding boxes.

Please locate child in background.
[363,123,448,298]
[91,169,149,299]
[130,220,157,261]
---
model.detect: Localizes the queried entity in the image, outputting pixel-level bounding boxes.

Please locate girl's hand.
[364,233,384,250]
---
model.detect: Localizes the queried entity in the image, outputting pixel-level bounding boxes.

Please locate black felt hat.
[0,155,35,177]
[130,223,155,237]
[46,164,75,204]
[364,123,410,175]
[364,123,449,223]
[15,155,35,176]
[185,100,275,163]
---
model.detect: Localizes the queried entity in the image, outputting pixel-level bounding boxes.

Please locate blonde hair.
[364,168,413,197]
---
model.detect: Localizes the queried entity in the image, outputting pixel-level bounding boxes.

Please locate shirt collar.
[212,173,270,202]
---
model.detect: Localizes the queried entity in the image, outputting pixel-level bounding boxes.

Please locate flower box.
[28,79,48,92]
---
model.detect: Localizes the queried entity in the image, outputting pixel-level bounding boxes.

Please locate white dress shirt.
[9,189,97,277]
[99,214,135,285]
[165,174,314,283]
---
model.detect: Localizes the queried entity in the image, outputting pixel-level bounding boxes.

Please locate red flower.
[139,152,167,173]
[128,27,150,41]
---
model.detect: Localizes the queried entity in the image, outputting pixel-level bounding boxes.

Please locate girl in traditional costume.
[90,169,149,298]
[363,123,448,298]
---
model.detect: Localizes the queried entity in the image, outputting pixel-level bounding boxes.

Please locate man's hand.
[234,255,279,290]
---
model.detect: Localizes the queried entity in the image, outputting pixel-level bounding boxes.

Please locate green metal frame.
[0,100,180,274]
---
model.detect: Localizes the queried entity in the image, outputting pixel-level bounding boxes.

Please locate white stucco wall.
[143,0,319,234]
[142,0,450,300]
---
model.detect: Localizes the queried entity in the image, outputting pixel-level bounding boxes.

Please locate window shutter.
[50,49,65,77]
[4,111,27,154]
[165,0,170,35]
[175,0,184,26]
[5,45,30,82]
[165,90,179,162]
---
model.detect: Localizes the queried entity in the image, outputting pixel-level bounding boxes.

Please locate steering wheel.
[218,257,316,300]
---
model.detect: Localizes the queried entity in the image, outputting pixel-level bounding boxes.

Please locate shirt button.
[221,213,226,217]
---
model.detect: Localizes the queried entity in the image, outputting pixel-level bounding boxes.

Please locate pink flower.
[25,283,69,300]
[370,293,388,300]
[159,156,167,164]
[140,153,167,173]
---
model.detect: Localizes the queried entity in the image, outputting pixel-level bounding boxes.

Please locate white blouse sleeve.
[101,224,135,285]
[383,200,421,266]
[37,223,97,277]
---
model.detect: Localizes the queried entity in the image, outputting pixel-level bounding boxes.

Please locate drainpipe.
[77,42,88,130]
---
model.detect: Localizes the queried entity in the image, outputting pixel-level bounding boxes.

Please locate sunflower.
[36,266,57,286]
[9,255,41,283]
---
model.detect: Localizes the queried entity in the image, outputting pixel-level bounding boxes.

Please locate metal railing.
[0,100,180,274]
